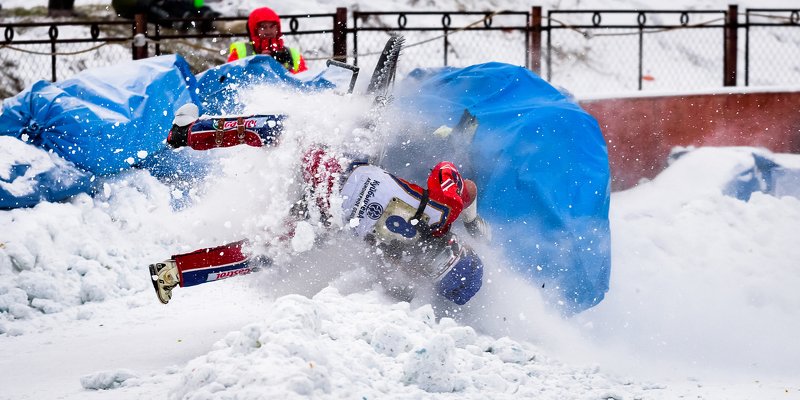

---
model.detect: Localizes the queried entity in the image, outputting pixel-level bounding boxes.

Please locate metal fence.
[2,6,800,97]
[545,9,732,92]
[745,9,800,87]
[0,18,134,98]
[350,11,533,79]
[144,14,341,73]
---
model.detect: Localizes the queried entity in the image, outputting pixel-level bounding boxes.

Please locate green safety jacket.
[227,41,307,74]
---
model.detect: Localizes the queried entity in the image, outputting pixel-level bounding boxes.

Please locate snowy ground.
[3,0,800,399]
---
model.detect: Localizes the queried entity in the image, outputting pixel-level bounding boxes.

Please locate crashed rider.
[149,104,491,306]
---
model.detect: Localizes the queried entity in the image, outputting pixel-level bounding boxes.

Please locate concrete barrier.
[579,90,800,191]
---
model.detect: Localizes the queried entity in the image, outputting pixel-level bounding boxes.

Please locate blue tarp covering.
[1,55,334,208]
[195,55,336,115]
[0,136,93,209]
[725,152,800,201]
[387,63,611,314]
[1,55,202,208]
[0,55,199,176]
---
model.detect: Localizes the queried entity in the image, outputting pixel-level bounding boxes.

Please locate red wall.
[579,91,800,190]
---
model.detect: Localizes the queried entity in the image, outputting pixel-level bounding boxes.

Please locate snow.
[3,0,800,399]
[0,136,69,197]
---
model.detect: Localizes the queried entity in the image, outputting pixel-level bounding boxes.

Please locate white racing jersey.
[340,165,452,245]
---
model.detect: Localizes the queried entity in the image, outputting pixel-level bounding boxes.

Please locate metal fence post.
[744,10,750,86]
[352,12,359,66]
[529,6,542,74]
[133,13,148,60]
[546,10,552,81]
[333,7,348,62]
[724,4,738,86]
[49,24,57,81]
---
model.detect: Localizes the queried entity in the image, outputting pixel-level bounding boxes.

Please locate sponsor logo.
[207,267,252,282]
[365,202,384,220]
[212,119,259,130]
[350,178,381,220]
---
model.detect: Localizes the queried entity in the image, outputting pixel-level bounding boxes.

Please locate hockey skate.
[149,260,180,304]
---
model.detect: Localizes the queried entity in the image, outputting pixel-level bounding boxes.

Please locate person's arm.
[292,51,308,74]
[227,41,253,63]
[460,179,492,241]
[166,104,284,151]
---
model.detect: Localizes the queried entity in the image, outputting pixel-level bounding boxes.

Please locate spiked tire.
[366,35,404,98]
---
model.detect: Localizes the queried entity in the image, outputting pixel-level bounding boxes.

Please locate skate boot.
[149,260,180,304]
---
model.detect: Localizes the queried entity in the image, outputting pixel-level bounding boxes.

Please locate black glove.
[166,124,190,148]
[271,48,293,68]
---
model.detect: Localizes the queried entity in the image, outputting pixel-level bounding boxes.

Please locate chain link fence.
[745,9,800,86]
[0,18,133,98]
[2,6,800,98]
[546,10,729,93]
[351,11,531,79]
[145,14,337,73]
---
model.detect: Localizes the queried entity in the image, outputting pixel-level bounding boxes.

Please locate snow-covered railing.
[1,6,799,95]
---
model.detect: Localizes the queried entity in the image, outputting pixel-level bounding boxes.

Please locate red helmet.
[247,7,285,54]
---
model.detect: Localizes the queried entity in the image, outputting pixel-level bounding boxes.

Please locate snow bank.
[172,288,648,399]
[578,147,800,380]
[0,170,180,333]
[0,136,91,208]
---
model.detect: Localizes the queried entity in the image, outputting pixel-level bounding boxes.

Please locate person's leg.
[149,240,269,304]
[301,146,346,224]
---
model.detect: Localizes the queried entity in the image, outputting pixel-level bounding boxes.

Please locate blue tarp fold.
[0,55,198,176]
[0,55,334,209]
[388,63,611,314]
[0,55,201,207]
[195,55,336,115]
[725,152,800,201]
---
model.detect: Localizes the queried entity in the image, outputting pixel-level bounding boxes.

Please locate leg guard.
[174,240,269,287]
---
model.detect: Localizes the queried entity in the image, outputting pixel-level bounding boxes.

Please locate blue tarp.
[386,63,611,314]
[725,152,800,201]
[0,136,93,209]
[195,55,336,115]
[1,54,202,208]
[0,55,198,176]
[0,55,334,209]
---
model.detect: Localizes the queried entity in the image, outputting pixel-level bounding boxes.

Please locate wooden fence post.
[724,4,738,86]
[529,6,542,75]
[333,7,348,62]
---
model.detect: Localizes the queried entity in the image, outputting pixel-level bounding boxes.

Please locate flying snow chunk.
[291,221,316,253]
